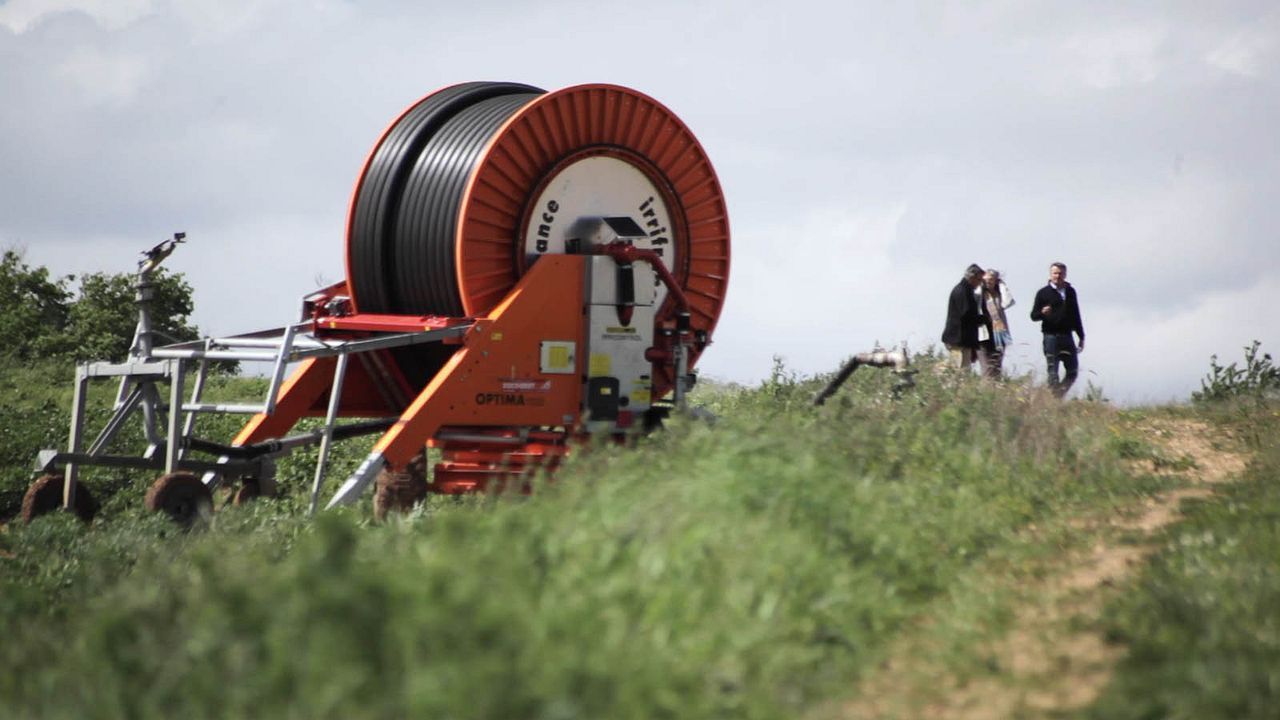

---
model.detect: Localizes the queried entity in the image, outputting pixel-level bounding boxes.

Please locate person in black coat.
[941,263,985,369]
[1030,262,1085,397]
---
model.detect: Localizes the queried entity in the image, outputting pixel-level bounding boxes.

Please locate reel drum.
[346,82,730,396]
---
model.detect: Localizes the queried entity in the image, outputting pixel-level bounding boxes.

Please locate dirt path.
[830,416,1248,720]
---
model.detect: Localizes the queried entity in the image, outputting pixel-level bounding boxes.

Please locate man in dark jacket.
[1030,262,1085,397]
[941,263,985,369]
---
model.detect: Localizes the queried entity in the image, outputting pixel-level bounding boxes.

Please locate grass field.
[0,353,1275,719]
[1081,402,1280,720]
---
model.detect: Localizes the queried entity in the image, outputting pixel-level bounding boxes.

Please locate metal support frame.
[88,386,143,455]
[61,367,89,511]
[41,229,709,516]
[42,233,473,513]
[264,324,298,416]
[326,451,384,510]
[43,322,469,500]
[308,353,349,515]
[165,358,185,473]
[182,355,210,442]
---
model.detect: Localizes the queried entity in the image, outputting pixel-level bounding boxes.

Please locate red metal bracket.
[314,313,468,335]
[594,241,691,314]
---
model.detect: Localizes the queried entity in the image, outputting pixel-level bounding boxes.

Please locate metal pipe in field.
[813,348,911,406]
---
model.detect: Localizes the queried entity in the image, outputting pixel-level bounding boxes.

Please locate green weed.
[1194,340,1280,404]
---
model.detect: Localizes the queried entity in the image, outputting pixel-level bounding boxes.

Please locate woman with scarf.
[979,269,1015,378]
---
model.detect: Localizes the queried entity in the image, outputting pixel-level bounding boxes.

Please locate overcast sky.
[2,0,1277,404]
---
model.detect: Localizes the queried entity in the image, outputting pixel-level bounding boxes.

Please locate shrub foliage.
[0,248,198,362]
[1194,340,1280,404]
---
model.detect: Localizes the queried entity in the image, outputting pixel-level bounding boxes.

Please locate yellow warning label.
[549,345,570,369]
[589,353,611,377]
[491,332,503,341]
[630,389,651,405]
[539,340,576,374]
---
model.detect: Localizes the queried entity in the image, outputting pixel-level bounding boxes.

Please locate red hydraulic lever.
[595,241,691,315]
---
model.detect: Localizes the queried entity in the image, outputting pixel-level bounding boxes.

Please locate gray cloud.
[1,0,1277,402]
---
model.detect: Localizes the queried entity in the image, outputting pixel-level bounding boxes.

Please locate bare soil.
[830,416,1248,720]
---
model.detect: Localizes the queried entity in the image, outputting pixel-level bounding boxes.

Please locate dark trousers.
[1043,333,1079,397]
[977,340,1002,379]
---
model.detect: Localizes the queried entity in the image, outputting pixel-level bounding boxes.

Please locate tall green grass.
[1,362,1154,719]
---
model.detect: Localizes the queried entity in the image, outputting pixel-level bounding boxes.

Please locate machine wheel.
[373,451,429,520]
[232,479,260,506]
[20,474,97,524]
[144,472,213,528]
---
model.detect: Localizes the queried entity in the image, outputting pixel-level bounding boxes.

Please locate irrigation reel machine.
[22,82,735,524]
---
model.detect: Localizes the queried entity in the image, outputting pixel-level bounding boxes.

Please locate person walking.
[979,269,1015,378]
[1030,262,1085,397]
[941,263,985,370]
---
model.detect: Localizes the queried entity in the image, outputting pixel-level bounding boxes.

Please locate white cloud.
[2,0,1278,405]
[0,0,152,34]
[18,211,344,342]
[54,46,149,106]
[165,0,278,43]
[1058,24,1170,89]
[1086,276,1277,404]
[703,202,913,383]
[1205,30,1274,78]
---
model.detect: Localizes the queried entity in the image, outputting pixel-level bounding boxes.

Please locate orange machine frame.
[231,254,590,493]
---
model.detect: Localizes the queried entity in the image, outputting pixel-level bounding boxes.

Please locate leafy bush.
[63,269,199,361]
[0,247,199,363]
[0,249,73,358]
[1193,340,1280,404]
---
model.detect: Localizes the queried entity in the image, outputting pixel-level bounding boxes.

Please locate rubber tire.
[144,472,213,528]
[20,474,97,524]
[232,479,260,506]
[373,451,428,521]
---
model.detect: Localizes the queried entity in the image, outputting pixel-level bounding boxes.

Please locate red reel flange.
[344,82,730,396]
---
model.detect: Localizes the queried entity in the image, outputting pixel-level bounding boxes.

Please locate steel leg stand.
[62,366,90,511]
[140,383,165,459]
[165,359,186,473]
[87,385,144,455]
[308,353,349,515]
